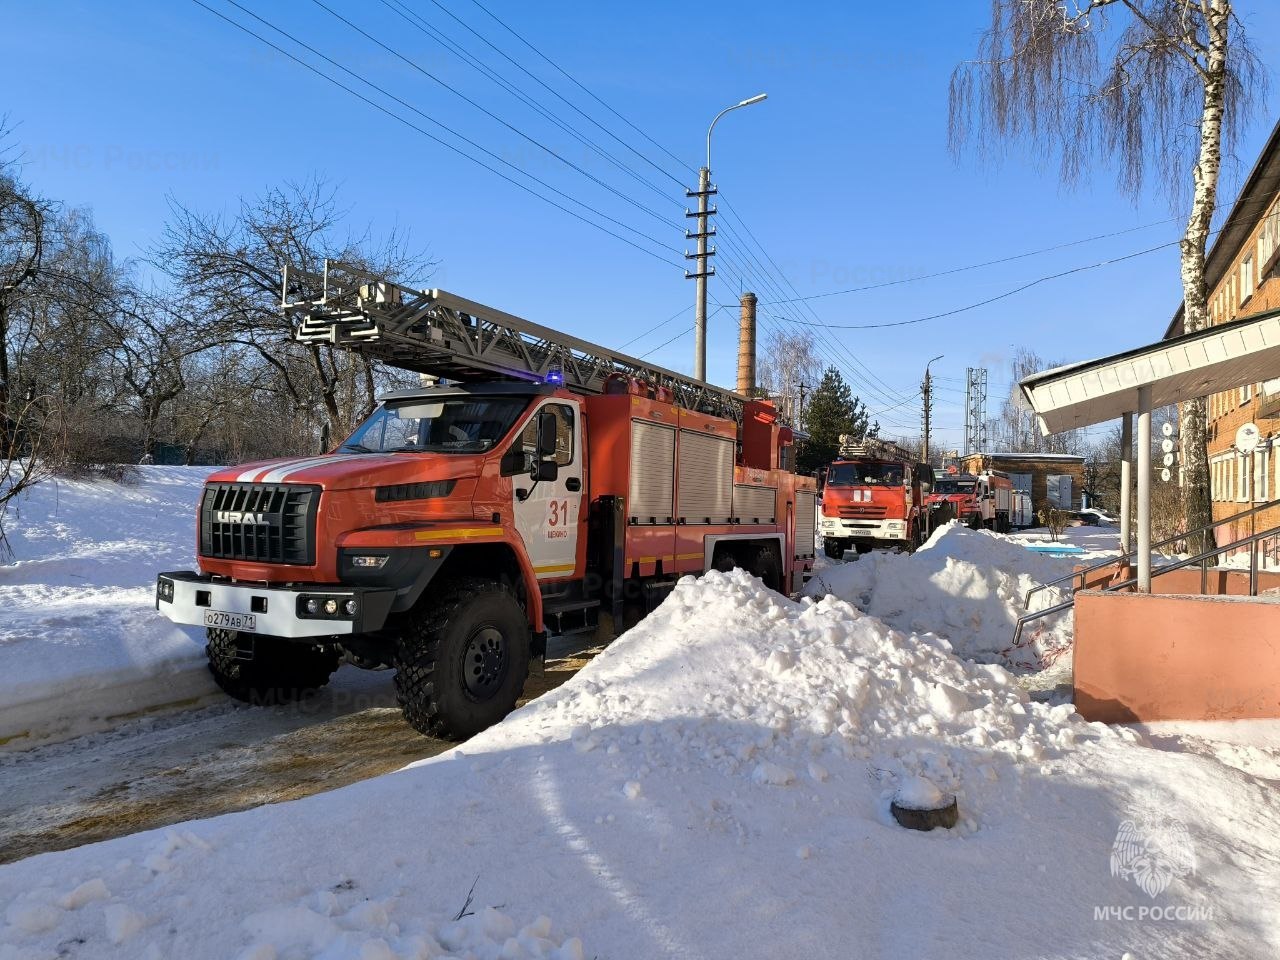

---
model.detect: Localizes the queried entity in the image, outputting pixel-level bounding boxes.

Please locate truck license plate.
[203,610,257,631]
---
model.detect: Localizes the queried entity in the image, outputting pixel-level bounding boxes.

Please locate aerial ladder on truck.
[156,260,817,740]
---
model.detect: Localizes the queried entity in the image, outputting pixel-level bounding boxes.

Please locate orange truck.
[156,266,817,739]
[818,440,935,558]
[925,470,1014,532]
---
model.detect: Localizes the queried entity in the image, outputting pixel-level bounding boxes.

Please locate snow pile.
[2,569,1276,958]
[0,466,218,746]
[807,522,1089,669]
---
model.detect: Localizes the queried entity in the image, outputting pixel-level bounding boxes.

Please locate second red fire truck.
[818,439,935,558]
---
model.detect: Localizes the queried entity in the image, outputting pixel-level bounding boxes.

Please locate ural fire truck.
[818,439,934,558]
[155,263,817,739]
[926,471,1014,532]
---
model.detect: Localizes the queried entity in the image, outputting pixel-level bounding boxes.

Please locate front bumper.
[155,571,396,639]
[820,517,908,541]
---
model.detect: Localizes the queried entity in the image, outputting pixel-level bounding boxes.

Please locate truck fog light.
[352,555,389,569]
[344,599,358,616]
[306,598,319,614]
[324,599,339,615]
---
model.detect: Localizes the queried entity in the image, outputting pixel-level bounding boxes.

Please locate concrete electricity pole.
[922,355,943,465]
[687,94,767,382]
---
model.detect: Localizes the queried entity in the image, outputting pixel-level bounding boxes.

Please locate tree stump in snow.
[891,775,959,831]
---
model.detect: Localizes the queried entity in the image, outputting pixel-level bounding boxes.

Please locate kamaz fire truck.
[926,470,1014,532]
[155,263,817,739]
[818,439,934,558]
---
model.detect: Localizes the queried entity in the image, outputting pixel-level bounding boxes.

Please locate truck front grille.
[200,483,320,566]
[839,505,887,519]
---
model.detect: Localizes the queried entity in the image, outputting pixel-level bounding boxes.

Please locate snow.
[2,568,1277,958]
[0,466,219,746]
[806,522,1118,670]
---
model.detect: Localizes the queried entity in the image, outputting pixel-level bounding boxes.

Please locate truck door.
[513,399,583,580]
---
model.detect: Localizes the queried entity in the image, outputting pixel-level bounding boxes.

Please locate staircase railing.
[1023,497,1280,609]
[1011,516,1280,649]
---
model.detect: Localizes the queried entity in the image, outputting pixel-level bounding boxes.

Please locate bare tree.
[991,348,1085,454]
[950,0,1265,547]
[757,328,823,423]
[154,179,433,453]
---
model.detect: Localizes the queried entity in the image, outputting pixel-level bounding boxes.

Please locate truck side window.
[521,403,574,466]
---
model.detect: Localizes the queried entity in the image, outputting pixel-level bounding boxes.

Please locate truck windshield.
[340,396,529,454]
[933,479,975,494]
[826,462,903,487]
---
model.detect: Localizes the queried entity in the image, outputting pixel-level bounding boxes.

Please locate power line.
[787,238,1183,330]
[305,0,681,233]
[760,218,1178,304]
[463,0,695,184]
[191,0,685,269]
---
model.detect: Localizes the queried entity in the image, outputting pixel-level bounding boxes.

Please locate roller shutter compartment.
[794,488,817,557]
[733,484,776,523]
[628,420,675,523]
[677,430,734,523]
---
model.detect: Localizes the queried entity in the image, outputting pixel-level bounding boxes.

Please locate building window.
[1257,447,1270,502]
[1260,197,1280,268]
[1240,383,1253,404]
[1241,254,1256,303]
[1236,454,1248,502]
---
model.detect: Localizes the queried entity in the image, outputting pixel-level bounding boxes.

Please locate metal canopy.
[1020,309,1280,434]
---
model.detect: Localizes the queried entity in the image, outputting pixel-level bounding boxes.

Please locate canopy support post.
[1119,412,1133,555]
[1137,386,1153,592]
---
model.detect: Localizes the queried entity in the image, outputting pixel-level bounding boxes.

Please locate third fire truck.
[926,470,1014,532]
[155,263,817,740]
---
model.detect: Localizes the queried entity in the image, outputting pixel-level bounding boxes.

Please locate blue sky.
[7,1,1280,448]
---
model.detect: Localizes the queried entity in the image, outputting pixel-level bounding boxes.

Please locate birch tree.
[949,0,1264,545]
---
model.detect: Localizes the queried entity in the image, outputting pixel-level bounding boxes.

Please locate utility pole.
[686,94,767,382]
[685,172,717,382]
[922,355,943,465]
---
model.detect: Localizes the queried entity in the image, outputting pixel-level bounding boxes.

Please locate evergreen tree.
[797,367,877,474]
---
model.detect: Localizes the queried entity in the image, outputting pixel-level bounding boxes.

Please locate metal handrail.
[1023,497,1280,609]
[1012,522,1280,648]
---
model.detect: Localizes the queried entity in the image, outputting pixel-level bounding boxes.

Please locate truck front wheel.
[393,578,531,740]
[205,629,340,705]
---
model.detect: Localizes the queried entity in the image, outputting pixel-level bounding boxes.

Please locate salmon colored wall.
[1073,590,1280,722]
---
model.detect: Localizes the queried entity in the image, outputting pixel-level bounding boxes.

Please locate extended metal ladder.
[1012,499,1280,647]
[281,260,751,422]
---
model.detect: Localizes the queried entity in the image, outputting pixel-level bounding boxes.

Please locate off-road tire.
[823,539,845,560]
[393,578,531,740]
[205,629,340,705]
[712,547,740,573]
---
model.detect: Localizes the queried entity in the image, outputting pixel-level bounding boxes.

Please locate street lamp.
[688,93,768,382]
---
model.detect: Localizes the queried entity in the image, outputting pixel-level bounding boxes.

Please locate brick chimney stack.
[737,291,757,395]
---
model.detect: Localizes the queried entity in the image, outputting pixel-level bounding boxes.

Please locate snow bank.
[0,466,218,746]
[2,570,1275,958]
[806,522,1102,669]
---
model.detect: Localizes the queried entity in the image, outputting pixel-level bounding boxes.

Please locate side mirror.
[530,459,559,482]
[536,409,559,459]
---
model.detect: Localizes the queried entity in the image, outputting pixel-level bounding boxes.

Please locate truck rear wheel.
[393,578,531,740]
[747,542,783,592]
[205,629,340,705]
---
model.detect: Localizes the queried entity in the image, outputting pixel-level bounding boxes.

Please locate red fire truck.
[926,471,1013,532]
[818,439,934,558]
[155,264,817,739]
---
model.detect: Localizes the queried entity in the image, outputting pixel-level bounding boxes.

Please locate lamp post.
[688,93,767,382]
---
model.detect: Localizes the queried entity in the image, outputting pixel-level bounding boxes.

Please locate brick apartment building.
[1166,117,1280,549]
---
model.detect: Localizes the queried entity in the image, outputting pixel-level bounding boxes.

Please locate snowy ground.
[0,467,218,746]
[3,475,1276,958]
[1,569,1277,958]
[807,522,1120,672]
